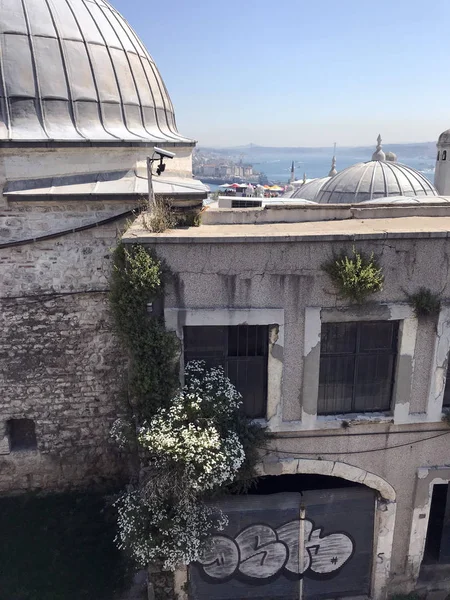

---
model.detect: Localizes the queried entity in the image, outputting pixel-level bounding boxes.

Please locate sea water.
[206,145,436,190]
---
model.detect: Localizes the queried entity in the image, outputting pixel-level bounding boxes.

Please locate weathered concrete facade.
[124,206,450,597]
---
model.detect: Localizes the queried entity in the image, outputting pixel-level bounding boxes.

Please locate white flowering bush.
[113,361,265,570]
[138,362,246,493]
[110,417,135,450]
[115,491,228,570]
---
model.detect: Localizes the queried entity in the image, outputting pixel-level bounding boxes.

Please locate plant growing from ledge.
[144,197,176,233]
[405,287,441,317]
[143,197,201,233]
[322,247,384,303]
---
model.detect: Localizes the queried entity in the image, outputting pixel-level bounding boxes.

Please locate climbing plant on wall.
[109,243,179,421]
[109,243,266,572]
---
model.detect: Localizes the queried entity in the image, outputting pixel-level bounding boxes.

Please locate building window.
[443,150,447,161]
[318,321,399,415]
[423,483,450,564]
[437,151,441,161]
[184,325,268,418]
[8,418,37,451]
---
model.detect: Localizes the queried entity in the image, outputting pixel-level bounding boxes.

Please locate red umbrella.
[230,183,241,188]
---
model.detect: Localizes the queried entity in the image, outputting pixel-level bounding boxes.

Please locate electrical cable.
[0,206,139,250]
[0,289,109,301]
[266,427,450,439]
[260,429,450,456]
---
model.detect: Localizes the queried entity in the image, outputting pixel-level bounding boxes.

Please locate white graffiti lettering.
[235,525,288,579]
[196,518,354,582]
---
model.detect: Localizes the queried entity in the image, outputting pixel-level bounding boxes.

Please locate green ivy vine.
[109,242,179,421]
[109,242,267,573]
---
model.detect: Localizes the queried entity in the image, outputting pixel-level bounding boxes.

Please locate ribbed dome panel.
[315,161,437,204]
[0,0,191,144]
[291,176,331,200]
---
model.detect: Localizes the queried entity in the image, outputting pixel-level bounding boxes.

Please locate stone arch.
[257,457,396,502]
[256,457,396,599]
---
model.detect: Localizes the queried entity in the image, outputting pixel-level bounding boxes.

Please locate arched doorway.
[185,459,396,600]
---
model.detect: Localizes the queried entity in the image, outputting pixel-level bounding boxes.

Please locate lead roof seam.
[44,0,85,140]
[20,0,50,139]
[146,49,182,140]
[0,33,12,137]
[398,162,434,196]
[80,0,141,141]
[62,0,120,141]
[107,5,179,140]
[369,160,378,200]
[395,162,421,195]
[105,0,180,142]
[319,166,345,202]
[102,4,168,142]
[385,160,403,196]
[380,160,388,197]
[97,4,148,138]
[354,163,371,202]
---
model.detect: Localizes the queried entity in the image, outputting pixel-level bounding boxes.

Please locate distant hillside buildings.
[193,156,256,181]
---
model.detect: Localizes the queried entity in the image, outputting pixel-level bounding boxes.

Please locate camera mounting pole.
[146,147,176,207]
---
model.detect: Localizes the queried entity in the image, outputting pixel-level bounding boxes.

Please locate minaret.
[435,128,450,195]
[289,160,295,183]
[328,143,337,177]
[372,134,386,161]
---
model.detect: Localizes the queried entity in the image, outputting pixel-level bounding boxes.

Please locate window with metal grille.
[8,418,37,451]
[318,321,399,415]
[184,325,269,418]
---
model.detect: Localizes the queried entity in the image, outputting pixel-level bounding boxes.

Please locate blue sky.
[114,0,450,147]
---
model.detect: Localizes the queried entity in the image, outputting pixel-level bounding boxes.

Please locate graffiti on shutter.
[189,488,375,600]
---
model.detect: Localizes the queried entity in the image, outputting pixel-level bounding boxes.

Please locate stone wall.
[0,198,134,492]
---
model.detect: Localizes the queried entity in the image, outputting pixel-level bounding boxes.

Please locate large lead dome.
[0,0,190,144]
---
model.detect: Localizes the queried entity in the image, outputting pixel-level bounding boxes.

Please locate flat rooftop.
[123,213,450,244]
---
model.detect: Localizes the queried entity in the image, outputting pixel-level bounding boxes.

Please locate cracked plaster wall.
[145,235,450,590]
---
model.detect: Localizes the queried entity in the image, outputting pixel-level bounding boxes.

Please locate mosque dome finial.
[372,134,386,161]
[303,172,307,184]
[328,143,337,176]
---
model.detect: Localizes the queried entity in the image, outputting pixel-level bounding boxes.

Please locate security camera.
[153,147,176,159]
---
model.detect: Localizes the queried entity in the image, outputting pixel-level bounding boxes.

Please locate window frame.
[184,324,269,418]
[318,320,399,415]
[302,305,418,428]
[164,308,284,426]
[427,305,450,420]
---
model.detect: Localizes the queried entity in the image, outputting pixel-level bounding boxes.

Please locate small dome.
[385,152,397,162]
[315,161,437,204]
[438,129,450,146]
[291,176,331,200]
[0,0,190,144]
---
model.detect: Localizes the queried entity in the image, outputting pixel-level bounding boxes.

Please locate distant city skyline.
[114,0,450,147]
